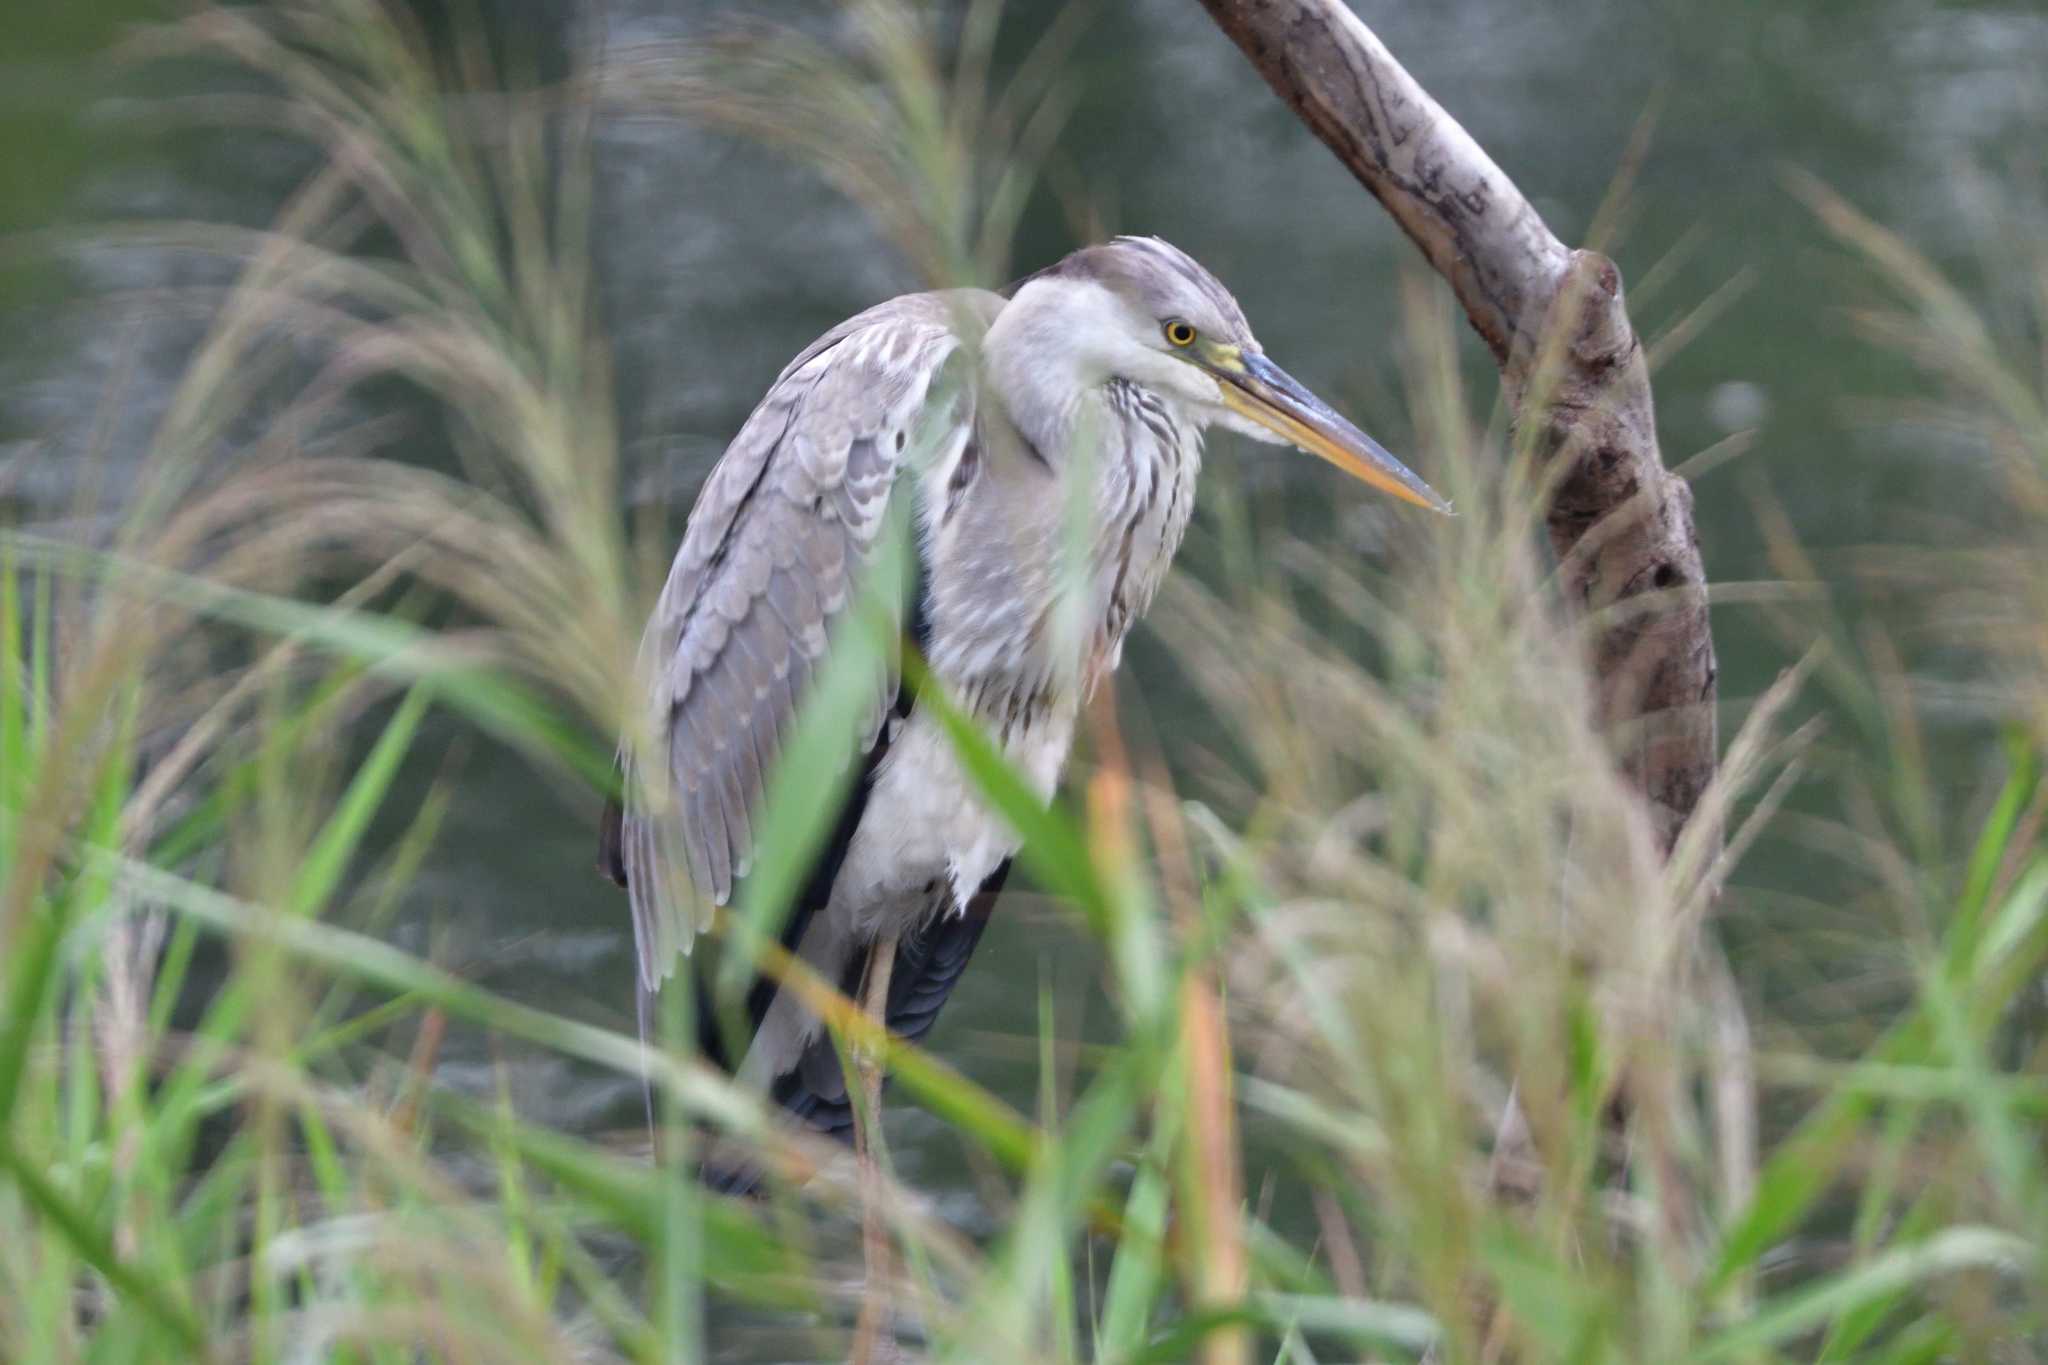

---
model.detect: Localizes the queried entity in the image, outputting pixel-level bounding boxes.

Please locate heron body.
[601,237,1445,1144]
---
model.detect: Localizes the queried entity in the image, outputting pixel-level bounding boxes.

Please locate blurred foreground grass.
[2,3,2045,1361]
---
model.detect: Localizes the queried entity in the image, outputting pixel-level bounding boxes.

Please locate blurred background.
[5,1,2046,1360]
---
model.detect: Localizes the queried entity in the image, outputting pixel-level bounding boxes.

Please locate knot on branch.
[1501,251,1637,404]
[1559,249,1635,371]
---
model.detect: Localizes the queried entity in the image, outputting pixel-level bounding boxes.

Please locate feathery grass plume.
[1790,169,2048,750]
[6,4,779,1359]
[600,0,1095,290]
[1146,268,1796,1361]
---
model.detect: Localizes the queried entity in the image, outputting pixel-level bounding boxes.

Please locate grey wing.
[618,289,999,989]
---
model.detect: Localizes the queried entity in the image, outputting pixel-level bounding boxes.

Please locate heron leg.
[850,930,899,1365]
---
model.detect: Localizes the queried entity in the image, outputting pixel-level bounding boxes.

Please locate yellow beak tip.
[1217,372,1449,517]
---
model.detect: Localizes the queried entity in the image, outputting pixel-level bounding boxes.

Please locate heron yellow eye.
[1164,320,1197,348]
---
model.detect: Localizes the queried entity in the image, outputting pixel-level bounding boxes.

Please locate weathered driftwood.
[1198,0,1718,852]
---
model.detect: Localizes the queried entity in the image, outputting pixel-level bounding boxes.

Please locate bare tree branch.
[1200,0,1718,853]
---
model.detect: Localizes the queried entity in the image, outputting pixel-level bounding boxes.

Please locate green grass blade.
[1692,1227,2033,1362]
[724,510,911,1000]
[287,685,431,916]
[0,1137,211,1357]
[0,533,612,788]
[912,659,1110,927]
[1097,1127,1175,1357]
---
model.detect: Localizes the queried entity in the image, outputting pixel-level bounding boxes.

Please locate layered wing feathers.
[619,290,998,988]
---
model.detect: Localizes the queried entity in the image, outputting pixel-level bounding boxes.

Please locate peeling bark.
[1199,0,1718,853]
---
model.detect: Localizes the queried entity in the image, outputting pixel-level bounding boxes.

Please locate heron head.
[1023,235,1450,513]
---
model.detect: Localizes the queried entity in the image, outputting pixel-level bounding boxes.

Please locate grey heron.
[599,236,1445,1161]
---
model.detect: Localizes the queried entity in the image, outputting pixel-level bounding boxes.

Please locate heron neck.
[983,276,1140,463]
[982,340,1085,466]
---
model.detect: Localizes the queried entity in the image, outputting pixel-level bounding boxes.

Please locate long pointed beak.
[1218,352,1451,513]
